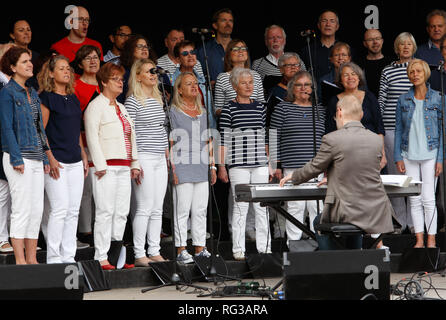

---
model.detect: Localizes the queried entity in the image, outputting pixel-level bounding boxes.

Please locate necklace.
[183,103,198,111]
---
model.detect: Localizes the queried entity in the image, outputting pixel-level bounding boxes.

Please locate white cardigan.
[84,93,140,172]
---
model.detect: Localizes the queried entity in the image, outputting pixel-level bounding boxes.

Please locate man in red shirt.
[51,6,103,62]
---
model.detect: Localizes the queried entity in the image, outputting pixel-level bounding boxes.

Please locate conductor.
[280,95,394,245]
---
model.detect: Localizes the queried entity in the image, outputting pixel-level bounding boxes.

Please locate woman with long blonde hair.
[125,59,169,266]
[169,72,217,264]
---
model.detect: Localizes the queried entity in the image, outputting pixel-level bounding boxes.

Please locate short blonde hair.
[337,95,363,121]
[407,59,431,82]
[394,32,417,57]
[127,58,163,105]
[37,55,75,95]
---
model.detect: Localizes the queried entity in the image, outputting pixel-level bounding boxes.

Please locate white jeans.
[385,131,412,229]
[173,182,209,248]
[132,154,168,258]
[91,166,131,262]
[0,179,10,242]
[3,153,44,239]
[404,158,438,235]
[283,169,322,241]
[45,161,84,264]
[229,167,271,254]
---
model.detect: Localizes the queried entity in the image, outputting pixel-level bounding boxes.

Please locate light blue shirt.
[403,98,438,161]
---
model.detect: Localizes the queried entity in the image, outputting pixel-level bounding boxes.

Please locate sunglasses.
[180,50,197,56]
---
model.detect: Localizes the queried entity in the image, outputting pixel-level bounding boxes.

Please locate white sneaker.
[177,250,194,264]
[195,248,211,258]
[233,252,245,261]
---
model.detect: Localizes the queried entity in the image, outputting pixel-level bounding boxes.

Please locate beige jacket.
[291,121,394,234]
[84,93,139,172]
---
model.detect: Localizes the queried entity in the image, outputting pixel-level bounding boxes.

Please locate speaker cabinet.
[283,250,390,300]
[0,263,84,300]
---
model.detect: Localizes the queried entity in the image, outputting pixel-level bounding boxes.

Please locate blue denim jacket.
[394,85,444,163]
[0,79,49,166]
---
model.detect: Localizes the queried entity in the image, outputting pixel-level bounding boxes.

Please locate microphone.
[300,29,315,37]
[192,28,212,34]
[150,67,169,75]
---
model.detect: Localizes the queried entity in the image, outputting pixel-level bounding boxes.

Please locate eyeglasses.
[231,46,248,52]
[74,17,91,24]
[364,37,383,42]
[333,53,349,58]
[283,63,301,69]
[294,83,312,88]
[84,55,99,62]
[109,77,124,83]
[116,33,132,38]
[136,44,150,51]
[180,50,197,56]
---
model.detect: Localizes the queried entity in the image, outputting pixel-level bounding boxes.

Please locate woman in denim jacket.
[0,47,49,264]
[394,59,443,248]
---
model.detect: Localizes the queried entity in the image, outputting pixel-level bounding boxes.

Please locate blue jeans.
[313,214,363,250]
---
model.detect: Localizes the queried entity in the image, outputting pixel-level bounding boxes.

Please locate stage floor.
[83,273,446,301]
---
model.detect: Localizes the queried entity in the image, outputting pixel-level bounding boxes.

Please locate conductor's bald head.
[335,95,364,129]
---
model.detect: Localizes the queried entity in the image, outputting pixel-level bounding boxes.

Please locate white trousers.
[404,158,438,235]
[45,161,84,264]
[173,181,209,248]
[283,169,322,241]
[385,131,412,229]
[0,179,10,242]
[229,167,271,254]
[132,154,168,258]
[91,166,131,262]
[3,153,44,239]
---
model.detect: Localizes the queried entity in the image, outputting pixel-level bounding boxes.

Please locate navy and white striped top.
[378,61,413,131]
[214,71,265,112]
[21,99,45,162]
[219,100,268,168]
[124,95,168,155]
[270,102,325,169]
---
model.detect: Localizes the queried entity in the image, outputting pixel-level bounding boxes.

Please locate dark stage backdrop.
[2,1,446,66]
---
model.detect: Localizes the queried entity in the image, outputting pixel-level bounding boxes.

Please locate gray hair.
[278,52,302,68]
[335,62,366,90]
[286,71,313,102]
[264,25,287,41]
[394,32,417,56]
[230,67,254,88]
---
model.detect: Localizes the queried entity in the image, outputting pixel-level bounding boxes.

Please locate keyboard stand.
[261,202,317,241]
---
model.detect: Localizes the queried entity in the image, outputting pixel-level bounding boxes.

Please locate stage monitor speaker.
[398,248,443,273]
[283,250,390,300]
[288,239,318,252]
[247,253,283,278]
[0,263,84,300]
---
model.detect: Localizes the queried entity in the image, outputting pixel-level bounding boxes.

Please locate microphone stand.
[196,30,235,285]
[142,75,208,293]
[438,63,446,277]
[302,32,321,217]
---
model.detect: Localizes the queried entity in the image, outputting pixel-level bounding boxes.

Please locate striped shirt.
[157,54,204,85]
[252,54,307,80]
[125,96,168,155]
[21,99,45,162]
[378,61,413,131]
[104,107,132,167]
[214,71,265,112]
[219,100,268,168]
[270,102,325,169]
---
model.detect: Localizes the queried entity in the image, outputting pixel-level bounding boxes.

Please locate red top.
[51,37,103,62]
[74,79,100,112]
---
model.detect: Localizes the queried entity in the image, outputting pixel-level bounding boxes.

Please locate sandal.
[0,241,13,253]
